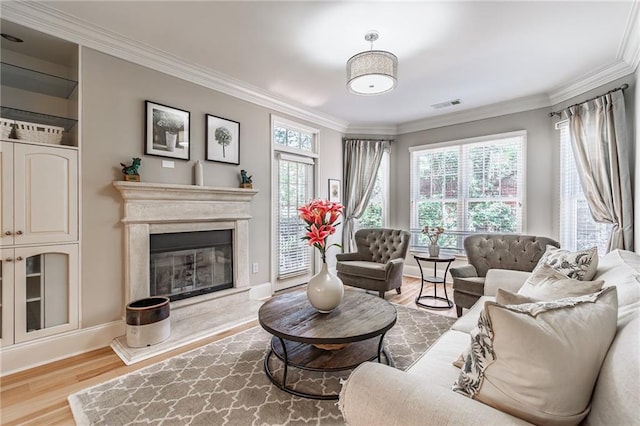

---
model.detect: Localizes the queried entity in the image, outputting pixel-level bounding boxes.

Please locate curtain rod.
[548,83,628,117]
[343,138,395,143]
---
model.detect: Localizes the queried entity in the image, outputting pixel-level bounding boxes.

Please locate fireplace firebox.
[149,230,233,301]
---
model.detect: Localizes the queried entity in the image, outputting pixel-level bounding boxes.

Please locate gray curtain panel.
[565,90,633,251]
[342,139,391,252]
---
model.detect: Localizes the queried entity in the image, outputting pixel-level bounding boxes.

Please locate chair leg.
[395,287,402,294]
[378,291,385,299]
[456,305,463,317]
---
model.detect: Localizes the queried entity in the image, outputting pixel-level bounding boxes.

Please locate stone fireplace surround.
[113,181,258,306]
[112,181,262,364]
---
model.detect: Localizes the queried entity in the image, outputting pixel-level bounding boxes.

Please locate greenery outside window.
[359,151,389,229]
[409,131,526,253]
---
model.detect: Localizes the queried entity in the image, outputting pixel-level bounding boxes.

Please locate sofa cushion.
[405,329,470,388]
[594,249,640,323]
[451,295,494,333]
[336,260,386,280]
[518,264,604,299]
[484,269,532,296]
[583,313,639,426]
[453,287,618,426]
[534,245,598,280]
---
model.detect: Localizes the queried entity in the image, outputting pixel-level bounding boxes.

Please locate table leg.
[415,259,425,303]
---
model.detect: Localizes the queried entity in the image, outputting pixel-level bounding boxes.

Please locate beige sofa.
[340,249,640,425]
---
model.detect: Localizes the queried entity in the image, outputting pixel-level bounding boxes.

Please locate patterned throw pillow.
[518,264,604,300]
[535,245,598,280]
[452,287,617,426]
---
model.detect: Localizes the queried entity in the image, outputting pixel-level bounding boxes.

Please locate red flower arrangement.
[298,199,344,263]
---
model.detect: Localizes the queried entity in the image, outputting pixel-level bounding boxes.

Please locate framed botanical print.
[328,179,341,202]
[206,114,240,165]
[145,101,190,160]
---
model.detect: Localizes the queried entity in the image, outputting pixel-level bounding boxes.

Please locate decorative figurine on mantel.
[240,169,253,188]
[121,157,141,182]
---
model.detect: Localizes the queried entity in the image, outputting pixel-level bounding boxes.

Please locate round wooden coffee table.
[258,290,397,400]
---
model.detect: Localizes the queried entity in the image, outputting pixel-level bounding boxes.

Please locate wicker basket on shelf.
[0,118,14,139]
[14,120,64,145]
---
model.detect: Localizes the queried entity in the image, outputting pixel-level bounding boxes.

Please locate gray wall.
[392,73,637,252]
[80,48,343,327]
[393,107,555,238]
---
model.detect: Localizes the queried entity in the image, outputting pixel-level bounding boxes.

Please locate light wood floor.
[0,276,455,425]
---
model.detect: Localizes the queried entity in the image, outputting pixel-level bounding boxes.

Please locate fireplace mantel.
[113,181,259,305]
[113,181,259,224]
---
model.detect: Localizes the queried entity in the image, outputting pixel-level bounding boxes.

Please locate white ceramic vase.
[307,263,344,313]
[429,243,440,257]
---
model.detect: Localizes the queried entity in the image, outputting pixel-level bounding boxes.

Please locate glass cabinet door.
[14,244,78,343]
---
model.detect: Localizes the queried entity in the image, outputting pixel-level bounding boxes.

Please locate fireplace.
[113,182,258,308]
[150,230,233,301]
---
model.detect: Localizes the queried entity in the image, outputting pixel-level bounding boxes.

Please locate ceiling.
[2,1,638,132]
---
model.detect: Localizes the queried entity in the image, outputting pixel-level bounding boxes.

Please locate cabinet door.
[0,250,15,346]
[13,244,78,343]
[13,144,78,245]
[0,142,14,247]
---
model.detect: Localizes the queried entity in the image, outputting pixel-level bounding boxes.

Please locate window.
[359,151,389,228]
[558,122,611,253]
[410,131,525,252]
[272,116,318,290]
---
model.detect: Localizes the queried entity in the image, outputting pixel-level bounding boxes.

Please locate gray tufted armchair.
[336,228,411,298]
[450,234,559,317]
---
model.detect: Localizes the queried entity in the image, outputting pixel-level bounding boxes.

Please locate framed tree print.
[145,101,190,160]
[206,114,240,165]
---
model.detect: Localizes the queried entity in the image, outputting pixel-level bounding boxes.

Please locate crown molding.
[2,1,636,137]
[345,124,398,136]
[547,60,634,106]
[396,93,550,135]
[618,0,640,71]
[1,1,349,133]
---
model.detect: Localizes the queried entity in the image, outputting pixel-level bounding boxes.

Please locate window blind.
[410,132,525,252]
[558,122,611,252]
[276,155,313,278]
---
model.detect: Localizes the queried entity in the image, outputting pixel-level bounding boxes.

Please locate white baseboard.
[249,282,272,300]
[0,320,125,376]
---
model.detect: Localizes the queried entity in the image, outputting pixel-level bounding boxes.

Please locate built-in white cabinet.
[0,141,79,346]
[0,23,80,352]
[1,244,78,345]
[1,141,78,246]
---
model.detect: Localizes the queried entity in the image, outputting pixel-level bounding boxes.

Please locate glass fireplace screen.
[149,230,233,301]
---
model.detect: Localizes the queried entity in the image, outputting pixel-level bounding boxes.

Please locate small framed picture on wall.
[206,114,240,165]
[328,179,341,203]
[145,101,190,160]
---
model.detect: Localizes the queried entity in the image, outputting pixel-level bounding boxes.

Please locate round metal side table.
[413,254,455,309]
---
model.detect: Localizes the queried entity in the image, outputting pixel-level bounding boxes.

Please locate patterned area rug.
[69,304,455,425]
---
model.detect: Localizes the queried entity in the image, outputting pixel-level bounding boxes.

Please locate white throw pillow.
[453,287,618,426]
[495,288,538,305]
[518,263,604,300]
[535,245,599,280]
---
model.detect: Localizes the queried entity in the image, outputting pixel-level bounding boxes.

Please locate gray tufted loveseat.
[450,234,559,317]
[336,228,411,298]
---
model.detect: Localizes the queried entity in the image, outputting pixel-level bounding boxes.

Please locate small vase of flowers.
[298,199,344,313]
[422,225,445,257]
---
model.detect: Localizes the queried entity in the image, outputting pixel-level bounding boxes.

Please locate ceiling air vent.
[431,99,462,109]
